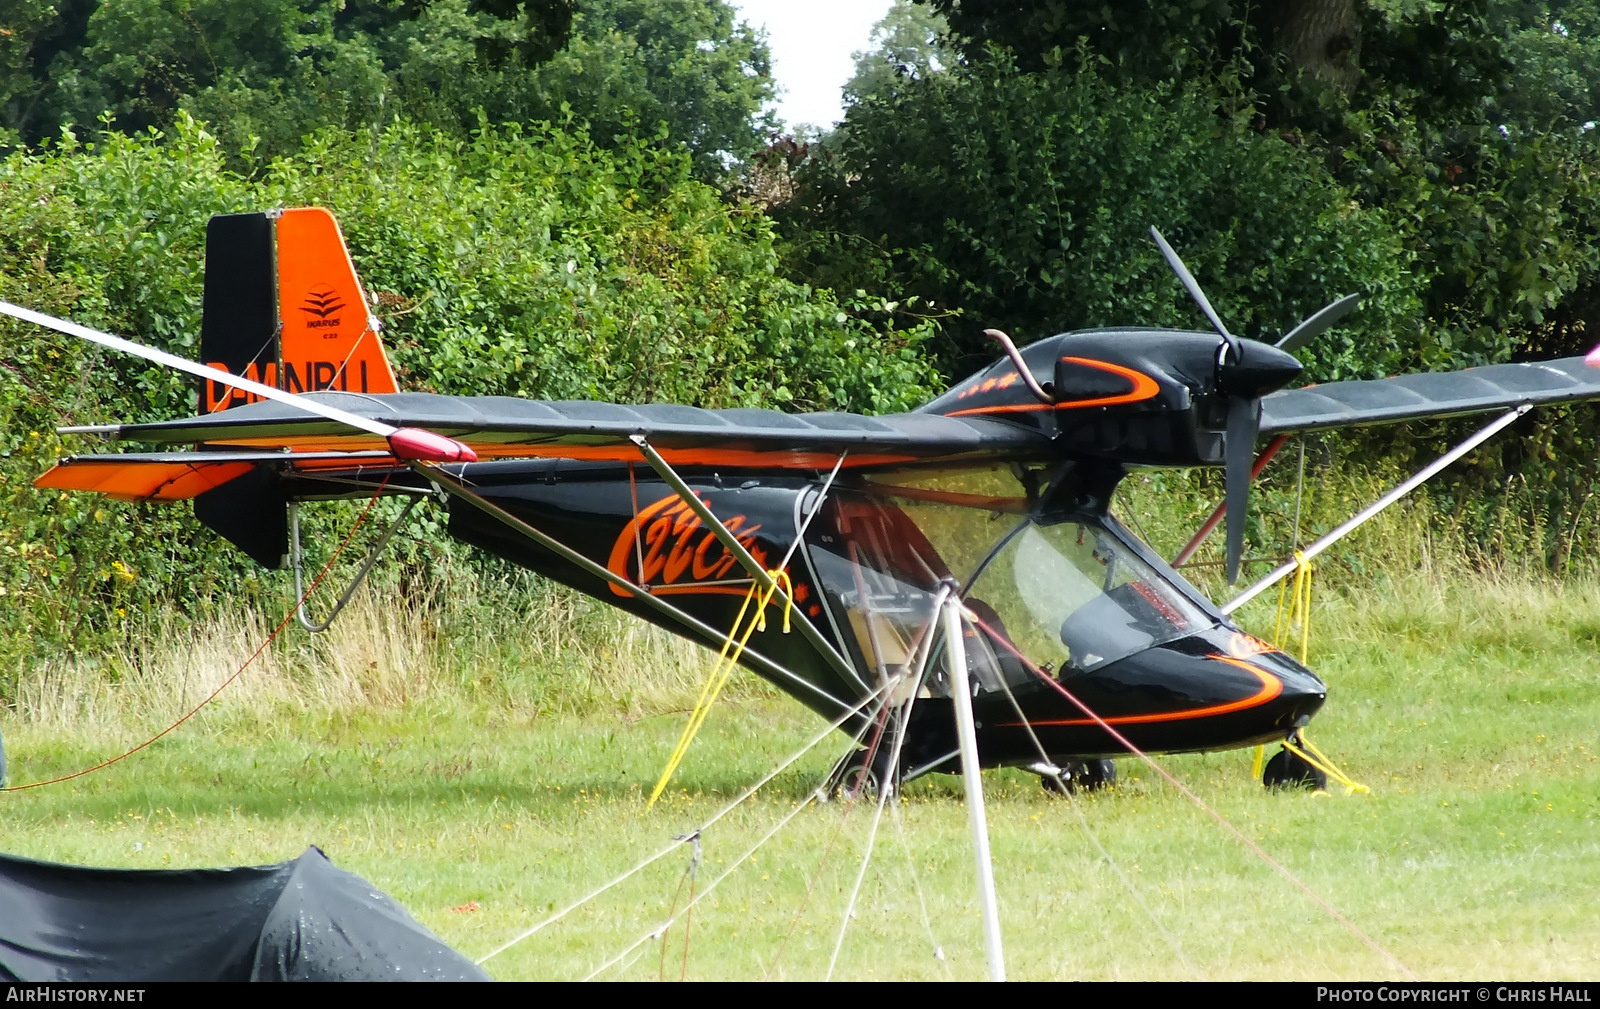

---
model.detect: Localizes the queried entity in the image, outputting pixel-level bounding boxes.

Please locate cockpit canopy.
[803,466,1217,696]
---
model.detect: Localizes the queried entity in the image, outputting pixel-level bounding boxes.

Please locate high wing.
[1260,356,1600,435]
[36,392,1054,503]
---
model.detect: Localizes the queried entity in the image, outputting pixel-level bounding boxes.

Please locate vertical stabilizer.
[199,207,399,412]
[194,206,399,569]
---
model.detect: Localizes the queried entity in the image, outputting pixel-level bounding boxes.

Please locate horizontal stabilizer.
[34,450,397,502]
[35,458,255,502]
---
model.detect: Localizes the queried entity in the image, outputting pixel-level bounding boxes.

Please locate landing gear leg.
[1038,759,1116,796]
[1262,734,1328,791]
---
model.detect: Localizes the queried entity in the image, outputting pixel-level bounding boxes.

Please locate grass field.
[2,570,1598,981]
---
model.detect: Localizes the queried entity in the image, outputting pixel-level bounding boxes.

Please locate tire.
[1263,746,1327,791]
[1040,759,1116,795]
[825,747,898,800]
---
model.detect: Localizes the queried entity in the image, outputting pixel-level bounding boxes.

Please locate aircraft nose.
[1257,652,1327,728]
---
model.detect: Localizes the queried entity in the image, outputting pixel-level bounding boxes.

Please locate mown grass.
[2,563,1598,981]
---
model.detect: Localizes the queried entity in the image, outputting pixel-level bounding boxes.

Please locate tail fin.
[200,207,399,412]
[194,207,399,569]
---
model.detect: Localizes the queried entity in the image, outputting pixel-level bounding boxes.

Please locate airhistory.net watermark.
[4,989,145,1002]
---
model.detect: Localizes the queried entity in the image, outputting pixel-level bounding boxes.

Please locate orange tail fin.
[200,207,399,412]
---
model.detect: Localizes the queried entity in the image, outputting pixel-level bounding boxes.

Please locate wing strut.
[1222,405,1531,614]
[940,588,1006,981]
[629,435,865,692]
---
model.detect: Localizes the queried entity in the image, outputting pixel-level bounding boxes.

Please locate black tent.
[0,847,491,981]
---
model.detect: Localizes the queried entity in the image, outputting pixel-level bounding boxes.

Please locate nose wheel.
[1038,759,1116,795]
[1262,734,1328,791]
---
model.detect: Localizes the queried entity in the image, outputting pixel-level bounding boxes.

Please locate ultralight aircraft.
[6,208,1600,794]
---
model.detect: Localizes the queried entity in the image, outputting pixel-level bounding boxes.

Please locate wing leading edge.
[72,392,1056,468]
[1260,356,1600,435]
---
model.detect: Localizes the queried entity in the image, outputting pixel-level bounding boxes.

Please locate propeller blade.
[1149,227,1240,363]
[1224,396,1260,584]
[0,300,476,462]
[1276,293,1360,354]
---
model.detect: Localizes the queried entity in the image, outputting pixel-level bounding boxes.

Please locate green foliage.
[785,55,1423,381]
[0,117,940,679]
[922,0,1242,79]
[493,0,776,177]
[842,0,952,107]
[0,0,770,180]
[4,568,1600,979]
[892,2,1600,366]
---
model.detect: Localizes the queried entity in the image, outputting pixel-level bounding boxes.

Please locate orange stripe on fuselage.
[944,357,1162,417]
[1003,654,1283,728]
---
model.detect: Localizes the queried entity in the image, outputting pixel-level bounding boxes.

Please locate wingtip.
[1587,343,1600,368]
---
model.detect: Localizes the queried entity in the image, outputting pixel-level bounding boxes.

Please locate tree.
[493,0,775,177]
[807,1,1600,369]
[785,57,1422,381]
[0,0,773,179]
[0,1,513,149]
[842,0,952,106]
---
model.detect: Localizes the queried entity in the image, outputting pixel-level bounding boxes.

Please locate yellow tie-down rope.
[647,570,794,809]
[1274,549,1315,666]
[1284,731,1370,796]
[1253,551,1369,794]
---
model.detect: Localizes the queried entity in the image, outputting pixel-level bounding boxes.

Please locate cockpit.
[802,466,1219,697]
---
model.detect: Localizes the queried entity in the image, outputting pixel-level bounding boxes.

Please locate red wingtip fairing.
[1587,343,1600,368]
[387,428,478,463]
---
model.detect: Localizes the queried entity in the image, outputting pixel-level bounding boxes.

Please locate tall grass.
[1116,439,1600,604]
[2,558,1596,979]
[7,575,728,739]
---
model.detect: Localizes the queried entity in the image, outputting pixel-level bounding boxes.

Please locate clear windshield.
[963,520,1212,674]
[805,467,1216,696]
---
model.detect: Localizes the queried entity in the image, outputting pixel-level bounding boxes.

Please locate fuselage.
[352,452,1325,773]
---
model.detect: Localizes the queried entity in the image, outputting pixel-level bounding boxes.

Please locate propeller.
[0,300,476,463]
[1148,227,1241,366]
[1276,293,1360,354]
[1148,228,1356,584]
[1222,396,1259,584]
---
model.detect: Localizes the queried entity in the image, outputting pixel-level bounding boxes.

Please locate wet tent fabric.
[0,847,490,981]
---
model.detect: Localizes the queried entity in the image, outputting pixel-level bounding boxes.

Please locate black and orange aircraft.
[6,208,1600,792]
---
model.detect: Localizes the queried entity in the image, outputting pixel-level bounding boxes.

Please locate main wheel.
[825,746,899,800]
[1262,745,1327,791]
[1039,759,1116,795]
